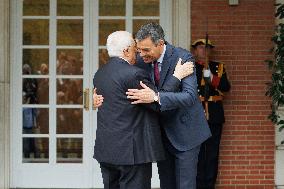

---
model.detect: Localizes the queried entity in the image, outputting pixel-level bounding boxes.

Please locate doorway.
[10,0,171,188]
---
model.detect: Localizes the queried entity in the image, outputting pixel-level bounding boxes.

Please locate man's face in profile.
[126,40,137,65]
[136,37,164,63]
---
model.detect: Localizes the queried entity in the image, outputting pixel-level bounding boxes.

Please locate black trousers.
[100,162,152,189]
[196,123,223,189]
[158,133,200,189]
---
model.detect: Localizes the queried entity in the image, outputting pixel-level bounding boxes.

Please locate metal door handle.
[83,88,90,111]
[92,88,96,110]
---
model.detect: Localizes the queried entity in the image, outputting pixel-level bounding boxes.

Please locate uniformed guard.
[192,39,231,189]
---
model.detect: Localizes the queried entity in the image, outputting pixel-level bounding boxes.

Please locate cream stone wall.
[0,0,10,188]
[172,0,191,49]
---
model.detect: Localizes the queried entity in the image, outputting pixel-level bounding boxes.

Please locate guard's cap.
[191,39,215,48]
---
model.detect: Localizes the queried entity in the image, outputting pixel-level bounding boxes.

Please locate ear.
[123,48,129,57]
[158,40,164,46]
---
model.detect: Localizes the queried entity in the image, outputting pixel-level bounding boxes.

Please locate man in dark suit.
[93,31,194,189]
[126,23,212,189]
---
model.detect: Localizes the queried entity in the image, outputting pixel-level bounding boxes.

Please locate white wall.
[0,0,10,188]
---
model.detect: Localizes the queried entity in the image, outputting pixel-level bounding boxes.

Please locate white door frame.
[10,0,94,188]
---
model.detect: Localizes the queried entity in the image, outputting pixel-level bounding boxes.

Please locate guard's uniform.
[196,59,231,189]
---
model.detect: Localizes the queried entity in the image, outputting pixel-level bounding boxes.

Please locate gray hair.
[106,31,133,57]
[135,22,165,45]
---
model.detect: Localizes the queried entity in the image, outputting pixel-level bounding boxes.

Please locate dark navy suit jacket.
[136,43,211,151]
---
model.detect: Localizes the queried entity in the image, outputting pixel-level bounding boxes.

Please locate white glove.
[203,69,211,78]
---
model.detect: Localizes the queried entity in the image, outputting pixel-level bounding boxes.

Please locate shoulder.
[132,66,150,79]
[116,61,149,80]
[209,60,224,70]
[166,43,193,61]
[168,43,190,56]
[209,60,226,76]
[210,60,225,66]
[99,57,138,77]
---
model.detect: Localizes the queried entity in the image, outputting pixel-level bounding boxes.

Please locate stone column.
[0,0,10,188]
[172,0,191,49]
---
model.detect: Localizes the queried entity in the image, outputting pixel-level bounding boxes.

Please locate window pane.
[23,137,49,163]
[133,0,159,16]
[57,0,83,16]
[57,20,83,45]
[57,49,83,75]
[99,0,125,16]
[57,108,83,134]
[99,49,109,68]
[99,20,125,46]
[23,108,49,134]
[57,138,82,163]
[57,79,83,105]
[23,49,49,75]
[23,0,49,16]
[133,19,159,36]
[23,19,49,45]
[22,78,49,104]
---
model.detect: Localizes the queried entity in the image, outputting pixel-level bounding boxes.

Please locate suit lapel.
[159,44,174,89]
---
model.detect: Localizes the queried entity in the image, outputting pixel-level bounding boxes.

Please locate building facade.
[0,0,283,188]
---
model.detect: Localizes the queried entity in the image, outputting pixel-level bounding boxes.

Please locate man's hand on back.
[173,58,194,80]
[93,88,104,109]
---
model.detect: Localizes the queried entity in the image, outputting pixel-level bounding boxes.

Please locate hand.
[93,88,104,109]
[173,58,194,80]
[126,81,156,104]
[203,69,211,78]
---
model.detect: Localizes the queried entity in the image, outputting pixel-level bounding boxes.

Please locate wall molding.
[0,0,10,188]
[172,0,191,49]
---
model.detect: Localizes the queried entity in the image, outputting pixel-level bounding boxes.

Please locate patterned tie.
[153,61,160,87]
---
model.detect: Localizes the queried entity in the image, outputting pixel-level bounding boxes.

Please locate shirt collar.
[196,60,205,65]
[157,44,166,63]
[119,57,131,64]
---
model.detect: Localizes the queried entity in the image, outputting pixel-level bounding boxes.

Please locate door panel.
[12,0,92,187]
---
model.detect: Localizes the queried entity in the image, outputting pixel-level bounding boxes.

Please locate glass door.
[11,0,170,188]
[11,0,93,188]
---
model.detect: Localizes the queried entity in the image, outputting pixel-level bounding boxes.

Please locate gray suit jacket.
[137,43,211,151]
[93,57,165,165]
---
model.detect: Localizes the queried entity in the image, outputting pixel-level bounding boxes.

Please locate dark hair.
[135,22,165,45]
